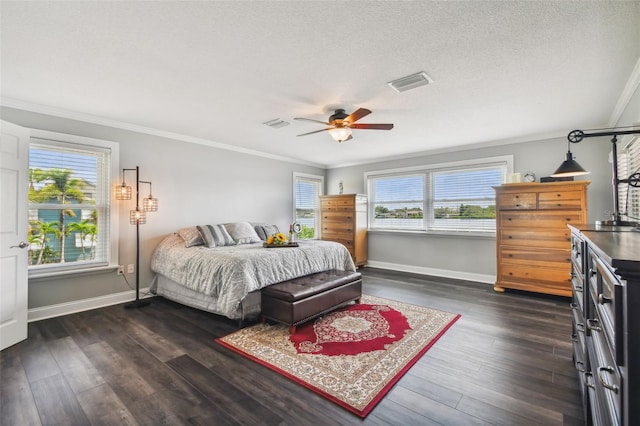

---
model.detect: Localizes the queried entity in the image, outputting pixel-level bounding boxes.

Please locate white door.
[1,121,30,350]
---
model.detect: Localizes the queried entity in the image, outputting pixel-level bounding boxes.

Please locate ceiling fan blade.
[351,123,394,130]
[296,128,332,137]
[294,117,331,125]
[345,108,372,124]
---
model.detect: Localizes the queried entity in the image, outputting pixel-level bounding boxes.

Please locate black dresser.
[569,224,640,425]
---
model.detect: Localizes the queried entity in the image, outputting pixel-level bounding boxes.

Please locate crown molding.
[0,98,325,168]
[610,55,640,127]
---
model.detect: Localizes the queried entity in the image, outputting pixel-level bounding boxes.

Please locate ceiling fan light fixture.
[328,127,352,142]
[388,71,433,93]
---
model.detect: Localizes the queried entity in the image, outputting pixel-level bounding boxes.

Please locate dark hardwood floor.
[1,268,584,425]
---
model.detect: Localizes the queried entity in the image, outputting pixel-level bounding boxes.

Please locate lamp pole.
[125,166,150,309]
[568,128,640,226]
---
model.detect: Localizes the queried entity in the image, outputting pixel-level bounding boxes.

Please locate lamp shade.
[130,209,146,225]
[115,184,132,200]
[328,127,352,142]
[551,151,590,177]
[143,196,158,212]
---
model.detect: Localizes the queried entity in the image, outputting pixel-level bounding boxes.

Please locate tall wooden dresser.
[319,194,367,267]
[494,181,589,297]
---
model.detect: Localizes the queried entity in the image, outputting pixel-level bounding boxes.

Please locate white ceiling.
[1,1,639,168]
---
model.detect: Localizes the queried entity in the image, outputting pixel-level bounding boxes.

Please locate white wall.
[1,107,324,310]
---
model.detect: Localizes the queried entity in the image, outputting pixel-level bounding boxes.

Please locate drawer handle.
[575,322,584,333]
[515,204,521,207]
[598,294,611,304]
[570,302,578,310]
[566,218,571,222]
[507,235,513,239]
[597,366,619,393]
[575,360,585,373]
[574,284,583,292]
[583,372,595,389]
[586,318,601,332]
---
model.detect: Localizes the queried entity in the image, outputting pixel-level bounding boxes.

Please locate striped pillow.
[197,224,236,248]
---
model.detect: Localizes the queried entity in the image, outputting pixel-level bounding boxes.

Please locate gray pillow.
[176,227,204,247]
[197,224,235,248]
[225,222,262,244]
[253,223,280,241]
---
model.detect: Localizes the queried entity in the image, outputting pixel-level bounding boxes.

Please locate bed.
[150,223,356,320]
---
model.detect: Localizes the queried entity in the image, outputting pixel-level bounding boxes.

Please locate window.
[366,156,512,234]
[618,135,640,222]
[293,172,324,239]
[28,130,119,276]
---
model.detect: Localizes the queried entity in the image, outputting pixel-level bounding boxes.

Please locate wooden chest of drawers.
[319,194,367,267]
[494,181,589,296]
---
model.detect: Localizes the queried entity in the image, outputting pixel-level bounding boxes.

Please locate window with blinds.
[28,136,114,274]
[366,156,511,233]
[293,172,324,239]
[617,135,640,222]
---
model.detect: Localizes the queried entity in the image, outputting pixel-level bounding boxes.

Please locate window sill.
[29,264,119,281]
[367,228,496,239]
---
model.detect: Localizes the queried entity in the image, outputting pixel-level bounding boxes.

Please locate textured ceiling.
[1,1,639,168]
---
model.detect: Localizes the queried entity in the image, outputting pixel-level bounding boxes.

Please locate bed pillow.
[225,222,262,244]
[197,224,236,248]
[176,227,204,247]
[253,223,280,241]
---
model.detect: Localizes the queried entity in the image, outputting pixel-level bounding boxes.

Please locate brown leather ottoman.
[261,270,362,334]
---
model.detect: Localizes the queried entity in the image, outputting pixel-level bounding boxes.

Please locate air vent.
[263,118,290,129]
[387,71,433,93]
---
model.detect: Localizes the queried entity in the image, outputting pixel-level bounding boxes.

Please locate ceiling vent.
[263,118,290,129]
[387,71,433,93]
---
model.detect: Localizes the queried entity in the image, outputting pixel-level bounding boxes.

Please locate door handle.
[10,241,29,249]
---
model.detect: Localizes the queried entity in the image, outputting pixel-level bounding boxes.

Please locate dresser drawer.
[322,211,354,223]
[499,228,571,248]
[538,191,584,209]
[500,246,571,269]
[322,222,354,233]
[589,253,623,364]
[497,192,537,209]
[500,211,583,228]
[321,198,354,211]
[500,264,571,288]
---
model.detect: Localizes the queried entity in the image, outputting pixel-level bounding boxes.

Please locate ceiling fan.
[294,108,393,142]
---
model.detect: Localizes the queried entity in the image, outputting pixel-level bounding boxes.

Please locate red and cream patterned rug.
[216,294,460,418]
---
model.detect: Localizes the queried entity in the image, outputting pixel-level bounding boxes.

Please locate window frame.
[292,172,324,240]
[28,129,119,278]
[617,135,640,223]
[365,155,513,236]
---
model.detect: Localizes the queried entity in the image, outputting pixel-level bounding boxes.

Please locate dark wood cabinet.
[569,224,640,425]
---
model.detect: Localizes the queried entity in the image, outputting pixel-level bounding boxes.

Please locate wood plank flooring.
[0,268,584,425]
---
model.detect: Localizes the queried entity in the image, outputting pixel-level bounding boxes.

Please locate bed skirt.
[152,274,262,321]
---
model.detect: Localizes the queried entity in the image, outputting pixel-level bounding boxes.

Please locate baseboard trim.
[365,261,495,285]
[28,288,153,322]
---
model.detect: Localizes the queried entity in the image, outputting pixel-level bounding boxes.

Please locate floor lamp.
[115,166,158,308]
[552,127,640,226]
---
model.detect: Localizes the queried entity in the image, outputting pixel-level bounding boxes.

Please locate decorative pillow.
[225,222,262,244]
[253,223,280,241]
[197,224,235,248]
[176,227,204,247]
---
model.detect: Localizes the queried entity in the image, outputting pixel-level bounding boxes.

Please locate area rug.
[216,294,460,417]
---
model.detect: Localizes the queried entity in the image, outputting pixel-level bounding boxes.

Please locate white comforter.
[151,233,356,317]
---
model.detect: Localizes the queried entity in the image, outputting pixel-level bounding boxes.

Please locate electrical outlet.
[117,265,124,275]
[127,264,135,274]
